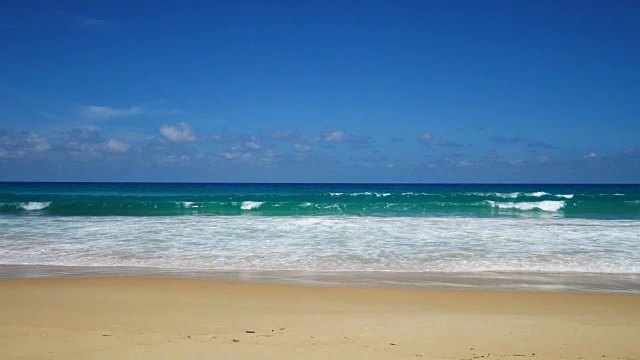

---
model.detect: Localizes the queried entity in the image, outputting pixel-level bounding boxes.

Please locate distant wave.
[0,202,51,211]
[345,192,391,197]
[555,194,574,199]
[1,184,638,219]
[20,202,51,211]
[529,191,550,197]
[487,200,565,212]
[241,201,264,210]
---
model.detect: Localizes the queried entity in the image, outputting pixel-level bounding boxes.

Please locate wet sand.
[1,277,639,359]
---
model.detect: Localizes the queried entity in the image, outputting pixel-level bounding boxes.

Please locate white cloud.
[103,139,131,153]
[583,152,603,159]
[438,139,461,147]
[159,122,196,142]
[80,105,143,120]
[270,128,352,144]
[458,161,474,167]
[0,130,50,159]
[60,129,133,159]
[294,144,312,152]
[221,147,242,160]
[245,137,262,149]
[264,150,277,157]
[162,155,190,164]
[62,128,133,159]
[26,134,50,152]
[64,142,99,159]
[418,133,434,142]
[220,147,255,163]
[323,129,347,143]
[65,127,101,141]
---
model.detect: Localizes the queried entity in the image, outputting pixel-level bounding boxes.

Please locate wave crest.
[241,201,264,210]
[487,200,565,212]
[20,202,51,211]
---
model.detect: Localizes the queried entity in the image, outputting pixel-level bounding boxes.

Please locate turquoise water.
[1,183,639,281]
[1,183,639,218]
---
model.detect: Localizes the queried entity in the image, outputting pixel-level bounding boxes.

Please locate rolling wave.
[1,183,638,219]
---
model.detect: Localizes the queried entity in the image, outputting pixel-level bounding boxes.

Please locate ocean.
[1,182,639,293]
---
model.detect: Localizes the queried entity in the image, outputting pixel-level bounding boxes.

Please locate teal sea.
[1,183,639,218]
[1,183,639,292]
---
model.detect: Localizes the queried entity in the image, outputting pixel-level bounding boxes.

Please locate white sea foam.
[349,192,372,196]
[19,202,51,211]
[493,192,551,198]
[402,192,437,196]
[1,216,638,274]
[487,200,565,212]
[346,192,391,197]
[240,201,264,210]
[494,192,520,198]
[528,192,550,197]
[177,201,205,209]
[556,194,574,199]
[329,193,343,196]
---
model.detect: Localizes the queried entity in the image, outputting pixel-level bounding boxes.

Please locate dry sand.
[1,278,639,359]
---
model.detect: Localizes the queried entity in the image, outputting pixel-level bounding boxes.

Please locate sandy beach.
[1,278,639,359]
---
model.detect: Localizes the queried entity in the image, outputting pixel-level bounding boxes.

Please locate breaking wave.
[20,202,51,211]
[0,183,638,219]
[487,200,565,212]
[241,201,264,210]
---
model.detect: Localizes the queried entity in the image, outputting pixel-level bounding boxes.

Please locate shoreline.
[2,264,640,294]
[1,277,640,359]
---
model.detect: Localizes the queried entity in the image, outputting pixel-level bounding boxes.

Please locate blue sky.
[1,0,638,183]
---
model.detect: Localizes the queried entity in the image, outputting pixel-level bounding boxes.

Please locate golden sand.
[1,278,639,359]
